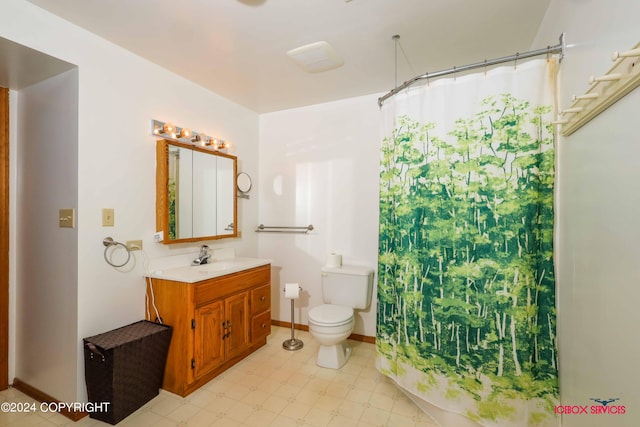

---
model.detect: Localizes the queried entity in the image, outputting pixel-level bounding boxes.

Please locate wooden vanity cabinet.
[146,264,271,396]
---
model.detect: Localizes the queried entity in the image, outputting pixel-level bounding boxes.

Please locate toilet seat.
[308,304,353,326]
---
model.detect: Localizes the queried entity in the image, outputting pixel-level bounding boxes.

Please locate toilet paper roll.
[284,283,300,299]
[326,253,342,268]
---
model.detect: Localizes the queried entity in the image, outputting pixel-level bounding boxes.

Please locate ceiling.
[0,36,75,90]
[26,0,551,113]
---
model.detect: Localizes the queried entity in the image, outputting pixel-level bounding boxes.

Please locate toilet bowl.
[308,304,354,369]
[308,264,374,369]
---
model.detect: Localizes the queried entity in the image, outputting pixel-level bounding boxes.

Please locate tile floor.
[0,326,438,427]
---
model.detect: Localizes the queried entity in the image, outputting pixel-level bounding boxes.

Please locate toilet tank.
[321,265,374,309]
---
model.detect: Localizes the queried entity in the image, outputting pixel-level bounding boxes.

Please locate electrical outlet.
[126,240,143,251]
[154,231,164,243]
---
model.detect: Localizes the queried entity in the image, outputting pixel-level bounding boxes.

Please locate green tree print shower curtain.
[376,59,559,427]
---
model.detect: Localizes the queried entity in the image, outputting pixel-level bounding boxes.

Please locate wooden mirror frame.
[156,139,238,244]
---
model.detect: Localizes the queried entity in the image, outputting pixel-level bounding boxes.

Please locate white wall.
[258,94,381,337]
[533,1,640,426]
[15,68,79,402]
[1,0,260,402]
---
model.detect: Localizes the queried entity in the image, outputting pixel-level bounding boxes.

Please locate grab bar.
[255,224,314,234]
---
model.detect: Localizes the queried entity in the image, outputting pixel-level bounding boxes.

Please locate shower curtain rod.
[378,33,565,107]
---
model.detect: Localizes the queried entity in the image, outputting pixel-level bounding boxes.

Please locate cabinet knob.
[261,323,266,328]
[260,296,266,302]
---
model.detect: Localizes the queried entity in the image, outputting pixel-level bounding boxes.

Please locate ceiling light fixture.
[286,41,344,73]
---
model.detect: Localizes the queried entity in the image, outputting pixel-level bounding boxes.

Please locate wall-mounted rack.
[557,41,640,136]
[255,224,314,234]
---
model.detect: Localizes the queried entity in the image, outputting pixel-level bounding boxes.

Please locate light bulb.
[179,128,191,139]
[163,122,175,134]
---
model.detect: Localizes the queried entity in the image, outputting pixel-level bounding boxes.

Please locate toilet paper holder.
[282,285,304,351]
[284,283,301,299]
[283,285,302,294]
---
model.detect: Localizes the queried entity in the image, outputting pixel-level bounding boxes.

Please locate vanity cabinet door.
[224,292,250,359]
[193,300,225,381]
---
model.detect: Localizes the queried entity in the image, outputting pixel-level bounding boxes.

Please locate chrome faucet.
[192,245,211,265]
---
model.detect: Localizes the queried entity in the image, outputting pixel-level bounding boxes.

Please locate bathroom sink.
[150,257,270,283]
[197,261,234,273]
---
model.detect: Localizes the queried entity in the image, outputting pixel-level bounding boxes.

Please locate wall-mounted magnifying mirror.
[237,172,252,199]
[156,139,238,244]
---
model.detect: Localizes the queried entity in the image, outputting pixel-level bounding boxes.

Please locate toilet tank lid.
[321,265,374,276]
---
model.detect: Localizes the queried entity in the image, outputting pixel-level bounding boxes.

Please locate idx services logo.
[555,398,626,415]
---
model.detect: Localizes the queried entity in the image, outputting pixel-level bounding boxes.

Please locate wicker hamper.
[83,320,172,424]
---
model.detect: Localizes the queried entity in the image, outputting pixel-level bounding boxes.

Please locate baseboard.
[11,378,87,422]
[271,319,308,331]
[271,320,376,344]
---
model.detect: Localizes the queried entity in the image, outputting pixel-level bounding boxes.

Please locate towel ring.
[103,237,131,268]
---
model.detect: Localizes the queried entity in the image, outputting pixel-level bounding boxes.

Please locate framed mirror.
[156,139,237,244]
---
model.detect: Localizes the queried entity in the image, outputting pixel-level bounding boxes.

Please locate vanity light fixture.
[151,119,229,151]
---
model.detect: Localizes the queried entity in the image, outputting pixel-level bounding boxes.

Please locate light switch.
[102,208,114,226]
[59,208,75,228]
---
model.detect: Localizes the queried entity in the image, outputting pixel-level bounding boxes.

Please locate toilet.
[308,265,374,369]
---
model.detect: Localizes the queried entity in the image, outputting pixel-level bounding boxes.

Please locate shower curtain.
[376,59,559,427]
